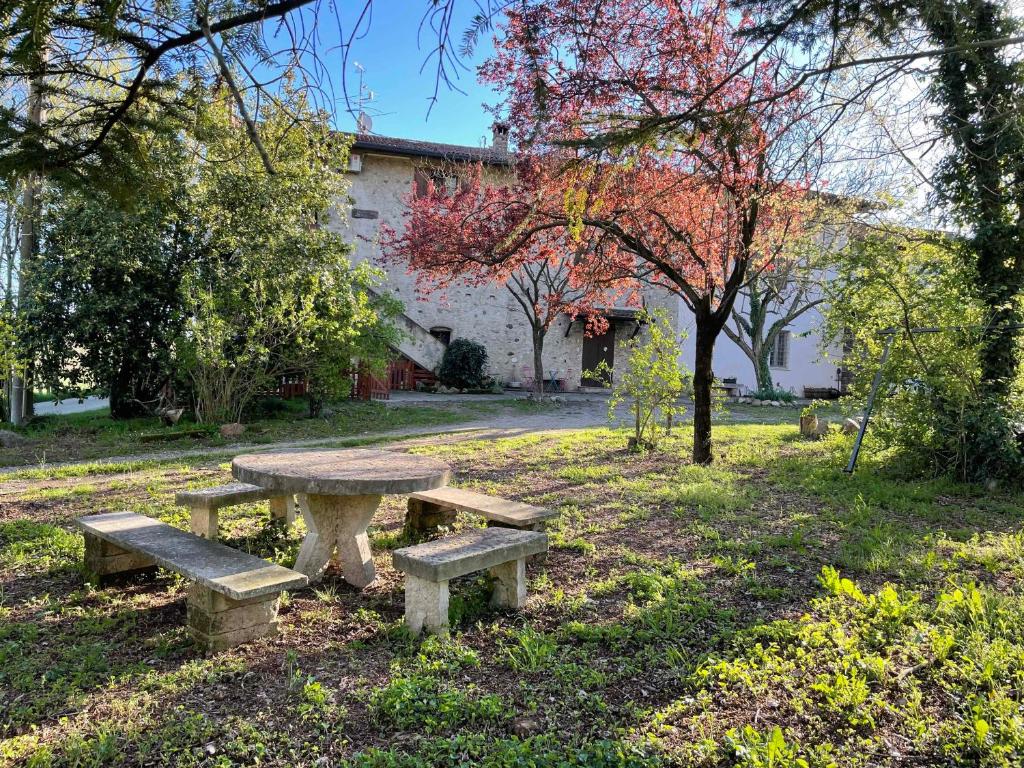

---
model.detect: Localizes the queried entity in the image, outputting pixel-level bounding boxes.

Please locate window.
[432,172,459,194]
[414,169,460,198]
[429,327,452,345]
[769,331,790,369]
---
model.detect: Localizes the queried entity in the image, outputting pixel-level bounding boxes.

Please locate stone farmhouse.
[329,126,846,396]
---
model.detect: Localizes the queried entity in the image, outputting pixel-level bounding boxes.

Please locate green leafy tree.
[27,132,193,418]
[824,229,995,479]
[27,84,401,423]
[177,89,401,423]
[592,309,691,451]
[733,0,1024,478]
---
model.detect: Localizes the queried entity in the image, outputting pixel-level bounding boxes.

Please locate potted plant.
[800,400,828,439]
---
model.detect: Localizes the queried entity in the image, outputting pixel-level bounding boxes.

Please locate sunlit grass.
[5,423,1024,765]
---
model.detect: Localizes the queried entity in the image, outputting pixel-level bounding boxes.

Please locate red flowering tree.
[383,165,608,395]
[391,0,820,462]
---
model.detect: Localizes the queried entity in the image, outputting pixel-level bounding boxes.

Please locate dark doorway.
[581,327,615,387]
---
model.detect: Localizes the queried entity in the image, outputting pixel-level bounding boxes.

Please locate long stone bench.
[175,482,302,540]
[75,511,308,652]
[405,487,557,537]
[392,527,547,635]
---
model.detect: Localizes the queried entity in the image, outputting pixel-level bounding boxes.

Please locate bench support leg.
[404,498,457,540]
[82,533,157,585]
[405,576,449,635]
[189,506,218,540]
[295,493,381,588]
[269,496,297,526]
[187,585,280,653]
[489,558,528,609]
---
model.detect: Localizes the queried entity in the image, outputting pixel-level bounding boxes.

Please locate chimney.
[491,121,510,155]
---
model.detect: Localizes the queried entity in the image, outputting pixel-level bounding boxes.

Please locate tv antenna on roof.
[352,61,378,133]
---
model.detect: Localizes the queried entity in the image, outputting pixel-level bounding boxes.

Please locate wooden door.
[581,327,615,387]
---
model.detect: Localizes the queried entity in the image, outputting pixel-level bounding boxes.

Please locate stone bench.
[392,527,547,634]
[175,482,302,540]
[405,487,557,537]
[75,511,308,652]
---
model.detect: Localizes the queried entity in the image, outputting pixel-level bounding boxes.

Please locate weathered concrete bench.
[175,482,301,540]
[392,527,547,634]
[405,487,557,537]
[75,511,308,652]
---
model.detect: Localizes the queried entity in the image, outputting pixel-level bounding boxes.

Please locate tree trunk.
[692,318,717,465]
[109,364,142,419]
[532,327,546,396]
[754,342,772,392]
[921,2,1023,476]
[975,233,1022,401]
[11,55,46,426]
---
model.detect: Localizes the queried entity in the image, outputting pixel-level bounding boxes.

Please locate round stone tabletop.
[231,449,451,496]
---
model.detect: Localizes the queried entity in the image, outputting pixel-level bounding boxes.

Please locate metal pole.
[844,332,896,474]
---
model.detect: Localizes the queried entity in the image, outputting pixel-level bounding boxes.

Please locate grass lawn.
[0,398,526,468]
[3,422,1023,766]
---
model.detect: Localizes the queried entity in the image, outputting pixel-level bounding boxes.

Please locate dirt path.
[0,399,639,475]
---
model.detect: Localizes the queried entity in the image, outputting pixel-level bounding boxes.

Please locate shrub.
[590,309,690,451]
[826,229,1024,481]
[437,339,488,390]
[750,386,795,403]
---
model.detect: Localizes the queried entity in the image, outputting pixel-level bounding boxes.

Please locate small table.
[232,449,450,588]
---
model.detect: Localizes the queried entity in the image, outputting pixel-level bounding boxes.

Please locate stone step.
[75,511,308,601]
[408,487,557,529]
[174,482,279,512]
[393,527,547,582]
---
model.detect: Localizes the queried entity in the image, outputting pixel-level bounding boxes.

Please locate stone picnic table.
[231,448,450,588]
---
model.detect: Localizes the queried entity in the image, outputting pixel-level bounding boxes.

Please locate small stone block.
[186,584,277,614]
[192,619,281,653]
[268,495,292,528]
[405,575,450,635]
[404,497,457,538]
[189,507,218,540]
[187,597,278,635]
[82,532,157,584]
[187,585,281,651]
[489,558,527,609]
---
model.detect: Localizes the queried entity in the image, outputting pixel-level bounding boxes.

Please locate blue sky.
[318,1,504,147]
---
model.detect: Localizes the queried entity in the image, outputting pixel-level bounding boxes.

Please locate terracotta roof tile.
[348,133,511,165]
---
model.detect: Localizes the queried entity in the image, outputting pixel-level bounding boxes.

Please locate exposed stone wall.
[328,150,677,390]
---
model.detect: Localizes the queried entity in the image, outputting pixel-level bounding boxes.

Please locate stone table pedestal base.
[294,493,381,588]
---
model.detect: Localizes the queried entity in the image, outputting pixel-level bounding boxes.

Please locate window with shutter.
[431,171,459,195]
[414,168,429,198]
[769,331,790,369]
[413,168,460,198]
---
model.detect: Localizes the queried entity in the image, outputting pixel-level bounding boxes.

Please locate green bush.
[437,339,488,390]
[590,309,689,451]
[750,386,795,403]
[826,229,1023,481]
